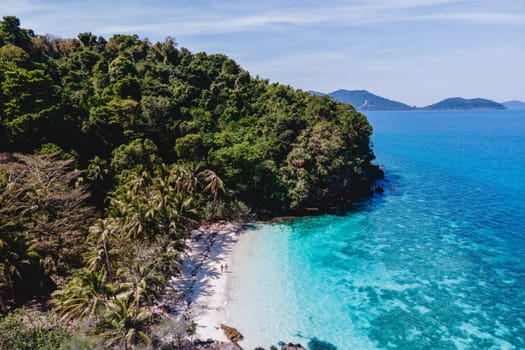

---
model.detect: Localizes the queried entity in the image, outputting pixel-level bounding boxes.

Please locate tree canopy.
[0,15,376,212]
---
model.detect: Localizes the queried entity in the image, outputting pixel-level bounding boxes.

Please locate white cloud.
[0,0,55,14]
[3,0,523,39]
[1,0,522,103]
[418,12,525,24]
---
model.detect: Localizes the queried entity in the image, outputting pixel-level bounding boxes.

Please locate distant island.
[310,89,513,111]
[502,100,525,109]
[328,89,413,111]
[422,97,506,111]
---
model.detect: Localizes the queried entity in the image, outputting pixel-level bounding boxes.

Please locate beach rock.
[220,324,244,343]
[192,339,241,350]
[281,344,306,350]
[216,343,242,350]
[374,185,384,193]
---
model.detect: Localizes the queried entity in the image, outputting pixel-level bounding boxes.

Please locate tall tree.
[0,219,39,312]
[201,169,225,213]
[0,154,96,278]
[85,218,119,283]
[0,16,33,51]
[98,297,152,350]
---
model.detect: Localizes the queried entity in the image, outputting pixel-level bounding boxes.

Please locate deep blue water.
[226,110,525,349]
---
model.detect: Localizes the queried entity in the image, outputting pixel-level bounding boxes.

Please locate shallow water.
[224,110,525,349]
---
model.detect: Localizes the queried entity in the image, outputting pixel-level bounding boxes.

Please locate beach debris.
[220,324,244,344]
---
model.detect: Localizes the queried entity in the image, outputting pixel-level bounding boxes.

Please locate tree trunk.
[103,239,113,283]
[7,271,15,300]
[0,294,7,314]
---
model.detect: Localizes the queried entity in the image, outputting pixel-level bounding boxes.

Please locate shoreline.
[166,220,248,343]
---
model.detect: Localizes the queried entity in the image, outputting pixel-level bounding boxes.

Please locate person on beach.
[225,263,228,271]
[220,264,224,272]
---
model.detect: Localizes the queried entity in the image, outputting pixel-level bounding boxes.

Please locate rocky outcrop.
[191,339,240,350]
[220,324,244,344]
[281,344,306,350]
[366,164,385,180]
[161,338,306,350]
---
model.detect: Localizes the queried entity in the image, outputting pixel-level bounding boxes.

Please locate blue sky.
[1,0,524,106]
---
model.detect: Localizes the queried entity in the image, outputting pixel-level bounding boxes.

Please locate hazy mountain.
[423,98,506,110]
[308,89,512,111]
[328,89,414,111]
[501,100,525,109]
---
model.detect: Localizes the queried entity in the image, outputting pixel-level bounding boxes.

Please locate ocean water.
[223,110,525,349]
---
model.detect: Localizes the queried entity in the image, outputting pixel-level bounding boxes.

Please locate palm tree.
[201,169,225,213]
[150,236,183,290]
[51,269,122,321]
[99,297,152,350]
[168,164,199,195]
[85,218,118,283]
[109,167,198,241]
[121,261,163,309]
[0,220,39,313]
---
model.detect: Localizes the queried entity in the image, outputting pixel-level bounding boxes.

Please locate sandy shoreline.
[166,220,246,343]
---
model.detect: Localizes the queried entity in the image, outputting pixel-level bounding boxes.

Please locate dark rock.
[281,344,306,350]
[365,164,385,180]
[217,344,243,350]
[306,338,337,350]
[192,339,241,350]
[374,185,384,193]
[220,324,244,343]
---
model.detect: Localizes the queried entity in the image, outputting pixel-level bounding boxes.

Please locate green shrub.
[0,309,71,350]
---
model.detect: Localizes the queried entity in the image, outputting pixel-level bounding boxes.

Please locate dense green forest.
[0,16,379,349]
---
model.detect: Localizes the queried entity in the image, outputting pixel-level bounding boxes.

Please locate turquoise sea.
[224,110,525,349]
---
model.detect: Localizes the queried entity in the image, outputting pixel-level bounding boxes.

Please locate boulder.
[220,324,244,343]
[192,339,241,350]
[281,344,306,350]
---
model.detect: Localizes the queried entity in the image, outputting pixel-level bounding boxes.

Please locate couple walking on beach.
[220,264,228,272]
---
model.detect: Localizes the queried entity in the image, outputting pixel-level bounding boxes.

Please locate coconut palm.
[0,220,39,312]
[200,169,225,213]
[109,167,199,241]
[51,269,122,321]
[168,163,199,195]
[85,218,119,283]
[99,296,152,350]
[120,261,163,309]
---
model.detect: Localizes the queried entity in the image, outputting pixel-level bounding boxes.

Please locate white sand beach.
[166,221,245,343]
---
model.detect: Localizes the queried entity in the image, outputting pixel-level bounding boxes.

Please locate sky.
[1,0,524,106]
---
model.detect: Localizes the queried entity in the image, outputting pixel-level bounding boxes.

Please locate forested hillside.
[0,16,379,348]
